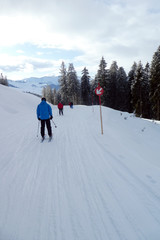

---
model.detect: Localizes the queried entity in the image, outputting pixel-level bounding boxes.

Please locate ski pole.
[52,119,57,128]
[37,120,40,137]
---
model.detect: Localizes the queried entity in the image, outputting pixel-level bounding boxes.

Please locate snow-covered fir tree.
[67,63,80,104]
[80,67,91,105]
[143,62,150,118]
[42,85,54,104]
[132,61,143,116]
[132,61,149,117]
[58,62,68,104]
[0,73,8,86]
[46,85,53,103]
[116,67,128,111]
[150,46,160,120]
[42,86,47,99]
[109,61,118,109]
[55,91,61,105]
[127,62,137,113]
[90,76,99,105]
[96,57,109,106]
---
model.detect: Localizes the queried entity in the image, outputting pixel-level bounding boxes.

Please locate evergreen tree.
[127,62,137,113]
[96,57,111,107]
[132,61,149,118]
[0,73,8,86]
[52,89,58,105]
[80,67,91,105]
[42,86,47,99]
[116,67,128,111]
[42,85,54,104]
[58,61,68,104]
[143,62,150,118]
[132,61,143,116]
[46,85,53,103]
[55,91,61,105]
[67,63,80,104]
[96,57,106,105]
[109,61,118,109]
[150,46,160,120]
[90,76,99,105]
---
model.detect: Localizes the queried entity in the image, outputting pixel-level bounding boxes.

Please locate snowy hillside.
[8,75,59,95]
[0,84,160,240]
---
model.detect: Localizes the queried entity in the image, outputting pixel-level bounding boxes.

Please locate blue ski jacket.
[37,100,52,120]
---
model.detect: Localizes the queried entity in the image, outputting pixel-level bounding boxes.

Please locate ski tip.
[48,137,52,142]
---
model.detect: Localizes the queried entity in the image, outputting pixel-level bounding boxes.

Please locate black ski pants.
[59,108,63,115]
[41,119,52,138]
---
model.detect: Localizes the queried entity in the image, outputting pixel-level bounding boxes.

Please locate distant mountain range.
[8,76,59,95]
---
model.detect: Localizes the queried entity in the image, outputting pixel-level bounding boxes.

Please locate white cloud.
[16,50,25,54]
[0,0,160,79]
[0,54,61,79]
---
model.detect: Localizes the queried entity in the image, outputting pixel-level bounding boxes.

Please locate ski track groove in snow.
[76,144,141,240]
[0,86,160,240]
[95,137,160,238]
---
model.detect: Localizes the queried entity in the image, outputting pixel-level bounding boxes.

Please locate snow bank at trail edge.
[0,84,160,240]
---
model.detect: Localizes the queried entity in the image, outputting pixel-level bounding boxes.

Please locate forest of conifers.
[38,45,160,121]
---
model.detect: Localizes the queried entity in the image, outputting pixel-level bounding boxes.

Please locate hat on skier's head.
[41,97,46,101]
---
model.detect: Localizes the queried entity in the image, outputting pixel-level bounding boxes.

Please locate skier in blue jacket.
[37,97,53,141]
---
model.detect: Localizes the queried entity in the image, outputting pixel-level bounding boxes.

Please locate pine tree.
[42,86,47,98]
[127,62,137,113]
[90,76,99,105]
[52,89,58,105]
[150,46,160,120]
[55,91,61,105]
[132,61,149,117]
[116,67,128,111]
[58,61,68,104]
[109,61,118,109]
[96,57,107,105]
[67,63,80,104]
[132,61,143,116]
[42,85,54,104]
[80,67,91,105]
[47,85,53,103]
[96,57,111,107]
[143,62,150,118]
[0,73,8,86]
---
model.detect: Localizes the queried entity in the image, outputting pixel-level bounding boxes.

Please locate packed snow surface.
[0,84,160,240]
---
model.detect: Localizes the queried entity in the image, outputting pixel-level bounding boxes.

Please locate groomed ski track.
[0,85,160,240]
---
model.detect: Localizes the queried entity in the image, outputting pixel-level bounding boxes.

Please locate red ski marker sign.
[95,86,104,96]
[95,84,104,135]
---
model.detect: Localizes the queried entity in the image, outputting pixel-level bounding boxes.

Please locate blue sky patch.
[0,43,83,60]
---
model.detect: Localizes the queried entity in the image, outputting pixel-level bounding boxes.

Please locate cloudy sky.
[0,0,160,80]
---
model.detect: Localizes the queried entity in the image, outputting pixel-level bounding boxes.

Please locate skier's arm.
[37,106,40,119]
[48,105,53,118]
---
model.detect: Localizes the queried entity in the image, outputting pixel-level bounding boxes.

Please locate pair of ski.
[41,137,52,143]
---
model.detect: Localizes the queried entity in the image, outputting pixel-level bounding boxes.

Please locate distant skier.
[69,102,73,109]
[37,97,53,141]
[58,102,63,115]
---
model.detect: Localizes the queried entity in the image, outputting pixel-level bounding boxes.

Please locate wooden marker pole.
[99,96,103,135]
[95,84,104,135]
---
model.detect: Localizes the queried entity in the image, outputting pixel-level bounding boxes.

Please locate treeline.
[0,73,8,86]
[42,62,81,105]
[42,45,160,120]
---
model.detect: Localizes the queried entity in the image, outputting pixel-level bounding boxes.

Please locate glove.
[50,116,53,120]
[38,118,41,120]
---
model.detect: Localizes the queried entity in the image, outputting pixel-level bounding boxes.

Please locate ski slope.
[0,84,160,240]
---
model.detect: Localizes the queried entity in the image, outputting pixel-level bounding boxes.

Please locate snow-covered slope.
[0,84,160,240]
[8,75,59,95]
